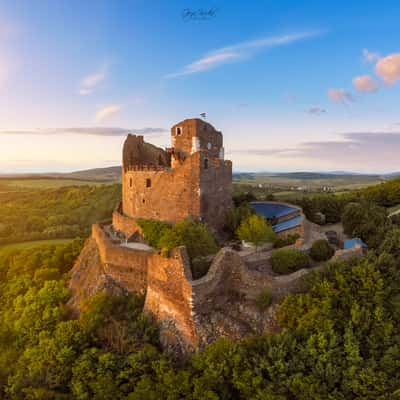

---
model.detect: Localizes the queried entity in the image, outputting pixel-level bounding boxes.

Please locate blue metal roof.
[250,202,300,219]
[344,238,368,249]
[273,215,302,233]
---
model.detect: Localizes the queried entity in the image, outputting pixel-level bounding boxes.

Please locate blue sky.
[1,0,400,173]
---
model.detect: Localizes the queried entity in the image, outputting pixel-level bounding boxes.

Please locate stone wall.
[144,247,197,351]
[70,223,321,352]
[92,223,151,295]
[171,118,223,159]
[122,134,170,170]
[122,152,202,224]
[112,203,144,239]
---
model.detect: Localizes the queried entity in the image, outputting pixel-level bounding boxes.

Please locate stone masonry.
[119,118,232,232]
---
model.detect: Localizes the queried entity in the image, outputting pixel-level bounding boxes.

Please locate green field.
[0,178,111,192]
[0,239,74,254]
[233,172,385,192]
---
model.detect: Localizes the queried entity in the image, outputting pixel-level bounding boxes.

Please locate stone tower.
[117,118,232,232]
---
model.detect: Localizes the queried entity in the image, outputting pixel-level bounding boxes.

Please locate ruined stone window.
[146,178,151,188]
[129,178,132,187]
[204,158,209,170]
[176,127,182,136]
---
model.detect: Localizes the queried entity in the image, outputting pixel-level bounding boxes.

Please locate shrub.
[136,219,171,248]
[236,214,276,249]
[224,203,255,237]
[309,239,335,262]
[271,249,309,275]
[255,289,273,310]
[159,220,219,262]
[274,233,300,248]
[342,201,388,248]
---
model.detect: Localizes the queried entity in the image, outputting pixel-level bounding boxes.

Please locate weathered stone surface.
[69,222,315,354]
[123,134,170,170]
[68,238,127,315]
[68,118,319,355]
[120,118,232,232]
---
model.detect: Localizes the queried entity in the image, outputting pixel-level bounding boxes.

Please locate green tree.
[270,248,310,274]
[342,201,388,248]
[159,220,219,262]
[236,214,275,249]
[309,239,335,262]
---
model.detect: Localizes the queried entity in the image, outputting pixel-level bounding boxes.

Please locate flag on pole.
[200,112,206,119]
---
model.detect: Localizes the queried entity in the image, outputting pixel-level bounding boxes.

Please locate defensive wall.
[82,222,313,350]
[92,222,150,295]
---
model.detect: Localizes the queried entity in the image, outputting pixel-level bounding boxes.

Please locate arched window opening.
[176,127,182,136]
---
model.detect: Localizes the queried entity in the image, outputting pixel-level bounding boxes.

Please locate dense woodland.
[0,230,399,398]
[0,179,400,398]
[0,184,121,245]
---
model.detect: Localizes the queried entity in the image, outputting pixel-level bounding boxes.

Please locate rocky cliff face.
[68,238,127,315]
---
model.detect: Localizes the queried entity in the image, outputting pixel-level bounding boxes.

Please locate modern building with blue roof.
[344,238,368,250]
[250,201,304,237]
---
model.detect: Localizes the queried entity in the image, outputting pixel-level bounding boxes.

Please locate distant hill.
[49,166,122,182]
[0,166,122,182]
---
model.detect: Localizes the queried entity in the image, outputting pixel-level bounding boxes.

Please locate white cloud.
[352,75,379,93]
[375,53,400,84]
[362,49,380,63]
[328,88,354,103]
[95,105,121,122]
[79,68,107,95]
[166,31,321,77]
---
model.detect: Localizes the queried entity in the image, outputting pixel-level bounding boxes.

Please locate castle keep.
[118,118,232,233]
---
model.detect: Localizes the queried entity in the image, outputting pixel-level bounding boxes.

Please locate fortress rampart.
[76,222,312,351]
[92,223,150,295]
[112,203,144,239]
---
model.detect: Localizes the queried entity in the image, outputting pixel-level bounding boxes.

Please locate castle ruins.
[68,118,361,354]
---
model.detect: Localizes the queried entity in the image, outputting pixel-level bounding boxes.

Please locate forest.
[0,178,400,398]
[0,184,121,245]
[0,229,399,398]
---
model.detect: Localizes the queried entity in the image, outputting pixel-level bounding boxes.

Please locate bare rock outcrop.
[68,238,127,315]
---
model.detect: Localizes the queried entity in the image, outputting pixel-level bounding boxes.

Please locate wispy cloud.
[0,127,168,137]
[233,132,400,171]
[95,105,121,122]
[165,31,321,78]
[306,106,326,115]
[362,49,380,63]
[328,88,354,103]
[352,75,379,93]
[79,66,107,95]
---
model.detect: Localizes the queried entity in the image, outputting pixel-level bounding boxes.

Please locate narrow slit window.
[129,178,132,187]
[146,178,151,188]
[204,158,209,170]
